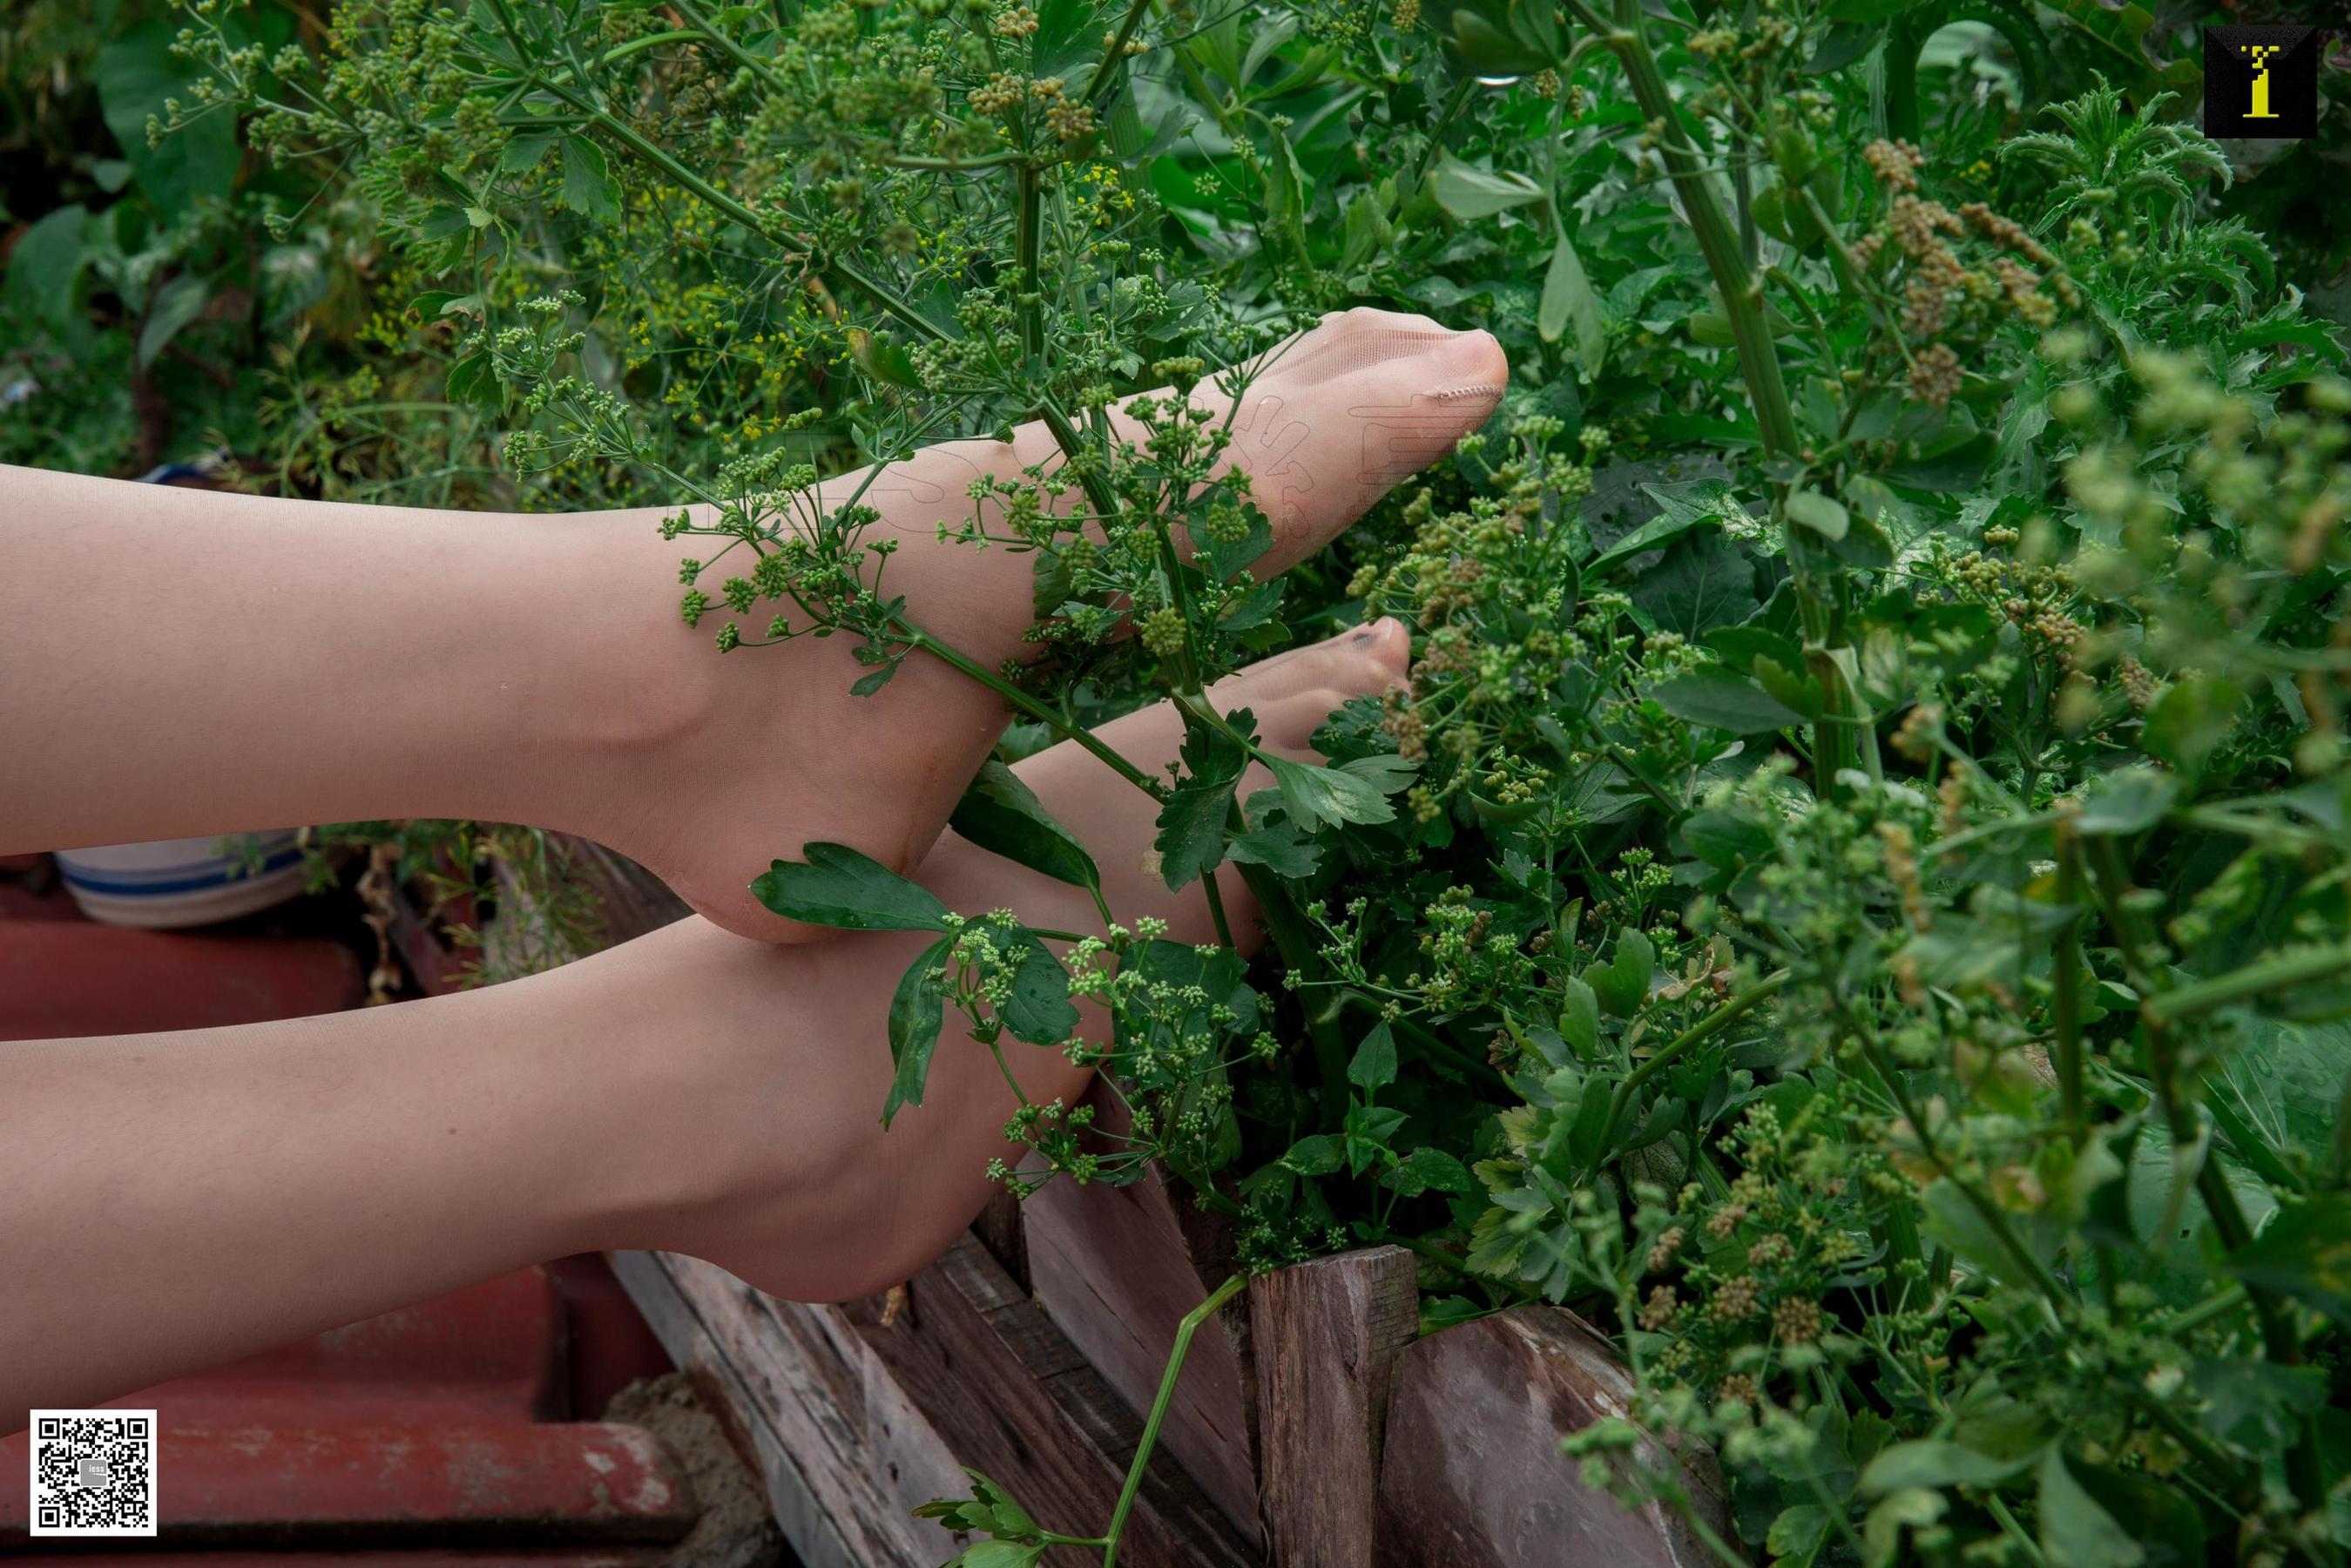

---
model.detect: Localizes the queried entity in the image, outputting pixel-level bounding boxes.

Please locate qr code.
[28,1409,157,1538]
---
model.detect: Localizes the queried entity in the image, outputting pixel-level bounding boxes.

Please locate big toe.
[1240,319,1508,572]
[1215,618,1412,759]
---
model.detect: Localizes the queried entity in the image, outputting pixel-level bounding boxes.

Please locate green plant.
[160,0,2351,1562]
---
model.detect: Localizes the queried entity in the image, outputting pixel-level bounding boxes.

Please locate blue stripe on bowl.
[52,853,289,884]
[57,845,308,898]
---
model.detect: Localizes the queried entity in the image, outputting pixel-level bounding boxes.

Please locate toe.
[1209,619,1413,755]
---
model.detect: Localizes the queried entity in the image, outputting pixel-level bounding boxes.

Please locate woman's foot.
[583,311,1501,942]
[597,621,1415,1301]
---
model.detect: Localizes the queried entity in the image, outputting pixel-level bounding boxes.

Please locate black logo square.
[2205,25,2321,139]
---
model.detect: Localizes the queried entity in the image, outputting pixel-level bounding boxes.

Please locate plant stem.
[1580,0,1853,785]
[1589,0,1798,461]
[1236,863,1349,1102]
[2141,940,2351,1026]
[1199,867,1236,949]
[1408,77,1476,190]
[665,0,791,98]
[1098,1273,1246,1568]
[1082,0,1155,102]
[1584,970,1791,1177]
[2077,835,2328,1517]
[903,628,1159,794]
[545,86,944,348]
[2052,827,2087,1142]
[1015,161,1044,365]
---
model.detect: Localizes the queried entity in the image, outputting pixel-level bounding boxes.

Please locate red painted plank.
[0,1423,697,1545]
[11,1551,672,1565]
[0,922,363,1040]
[126,1268,566,1429]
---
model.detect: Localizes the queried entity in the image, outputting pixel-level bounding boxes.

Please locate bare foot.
[584,310,1501,942]
[590,620,1415,1301]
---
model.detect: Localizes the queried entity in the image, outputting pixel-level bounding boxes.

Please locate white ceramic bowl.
[53,831,309,928]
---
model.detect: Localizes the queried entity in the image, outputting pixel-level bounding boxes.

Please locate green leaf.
[1280,1133,1344,1175]
[2073,767,2179,835]
[1336,752,1419,797]
[2191,1355,2329,1450]
[1155,720,1248,890]
[1271,756,1396,831]
[2066,1461,2206,1568]
[1224,822,1322,877]
[1156,781,1240,889]
[752,842,951,932]
[1886,425,1995,491]
[1863,1490,1946,1564]
[1786,487,1849,541]
[98,20,239,210]
[1753,653,1826,720]
[882,936,953,1127]
[1684,808,1775,869]
[445,349,500,409]
[2036,1450,2142,1568]
[1447,9,1554,73]
[1557,977,1599,1058]
[137,274,211,369]
[2141,677,2243,776]
[2225,1193,2351,1327]
[497,131,562,173]
[951,760,1099,894]
[999,930,1080,1045]
[1860,1438,2033,1495]
[1348,1021,1397,1092]
[1649,668,1805,733]
[1538,229,1604,371]
[1382,1146,1476,1196]
[1429,156,1544,220]
[559,134,623,222]
[1583,929,1654,1018]
[1765,1504,1833,1565]
[953,1540,1045,1568]
[848,326,923,389]
[3,205,90,334]
[2209,1011,2351,1171]
[1628,530,1760,639]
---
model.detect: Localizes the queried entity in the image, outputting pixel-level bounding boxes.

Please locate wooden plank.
[1373,1306,1729,1568]
[1251,1247,1418,1568]
[616,1242,1256,1568]
[972,1186,1030,1292]
[847,1234,1257,1568]
[607,1250,952,1568]
[1020,1092,1261,1544]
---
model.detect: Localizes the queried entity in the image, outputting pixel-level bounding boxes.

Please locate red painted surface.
[0,920,364,1039]
[0,851,687,1555]
[0,1266,690,1554]
[38,1555,671,1567]
[542,1260,675,1425]
[0,1423,697,1544]
[122,1268,570,1429]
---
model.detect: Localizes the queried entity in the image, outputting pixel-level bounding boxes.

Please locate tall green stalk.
[1569,0,1849,791]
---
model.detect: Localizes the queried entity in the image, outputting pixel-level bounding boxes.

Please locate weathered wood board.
[1250,1246,1419,1568]
[613,1241,1255,1568]
[1020,1088,1261,1544]
[1375,1305,1730,1568]
[609,1249,956,1568]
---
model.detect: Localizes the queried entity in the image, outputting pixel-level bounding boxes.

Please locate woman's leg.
[0,622,1410,1420]
[0,312,1498,939]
